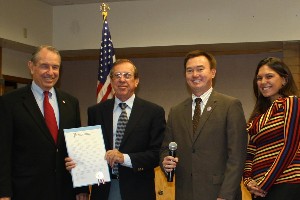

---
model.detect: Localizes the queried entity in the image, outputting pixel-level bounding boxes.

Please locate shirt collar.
[192,87,213,105]
[114,94,135,111]
[31,81,55,99]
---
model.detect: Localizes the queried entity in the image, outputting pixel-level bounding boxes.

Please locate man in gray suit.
[161,50,248,200]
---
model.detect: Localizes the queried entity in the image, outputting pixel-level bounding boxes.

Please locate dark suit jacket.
[88,96,166,200]
[160,90,248,200]
[0,85,86,200]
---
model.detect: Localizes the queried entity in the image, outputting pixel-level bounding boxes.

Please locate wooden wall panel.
[155,167,175,200]
[155,167,252,200]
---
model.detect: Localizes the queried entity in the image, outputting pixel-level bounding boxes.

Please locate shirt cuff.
[121,154,132,168]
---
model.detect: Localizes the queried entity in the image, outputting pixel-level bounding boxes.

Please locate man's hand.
[162,156,178,172]
[76,193,89,200]
[65,157,76,171]
[105,149,124,167]
[0,198,10,200]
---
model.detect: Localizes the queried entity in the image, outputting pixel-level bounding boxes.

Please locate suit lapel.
[193,91,217,142]
[103,99,114,149]
[120,97,143,147]
[22,86,56,146]
[182,98,194,142]
[56,90,67,145]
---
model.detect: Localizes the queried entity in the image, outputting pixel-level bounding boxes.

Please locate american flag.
[97,18,116,103]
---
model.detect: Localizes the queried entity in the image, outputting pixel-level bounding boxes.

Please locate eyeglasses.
[112,72,133,79]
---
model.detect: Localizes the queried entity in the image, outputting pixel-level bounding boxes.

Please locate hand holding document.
[64,125,110,187]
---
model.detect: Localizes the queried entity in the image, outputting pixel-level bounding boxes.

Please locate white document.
[64,125,110,187]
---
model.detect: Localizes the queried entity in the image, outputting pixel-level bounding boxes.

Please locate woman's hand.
[246,180,267,198]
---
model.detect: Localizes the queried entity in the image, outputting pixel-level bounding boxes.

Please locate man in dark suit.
[67,59,166,200]
[0,45,88,200]
[161,50,248,200]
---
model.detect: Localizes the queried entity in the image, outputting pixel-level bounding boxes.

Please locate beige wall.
[2,0,300,51]
[52,0,300,50]
[0,0,53,46]
[2,48,31,79]
[60,52,282,126]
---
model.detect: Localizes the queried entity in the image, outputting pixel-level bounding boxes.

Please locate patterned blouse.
[243,96,300,192]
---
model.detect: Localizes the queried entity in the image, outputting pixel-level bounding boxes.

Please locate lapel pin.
[207,106,212,111]
[62,100,66,104]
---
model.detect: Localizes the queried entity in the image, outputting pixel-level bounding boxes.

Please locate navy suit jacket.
[88,96,165,200]
[0,85,86,200]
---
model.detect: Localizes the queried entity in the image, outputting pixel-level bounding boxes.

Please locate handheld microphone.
[167,142,177,182]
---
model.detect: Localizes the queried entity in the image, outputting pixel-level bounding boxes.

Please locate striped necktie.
[113,103,128,175]
[193,98,202,134]
[44,91,58,144]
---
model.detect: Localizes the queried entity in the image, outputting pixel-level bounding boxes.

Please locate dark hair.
[183,50,217,69]
[249,57,299,121]
[110,59,139,79]
[30,45,61,64]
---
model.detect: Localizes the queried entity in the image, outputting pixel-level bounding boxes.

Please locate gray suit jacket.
[161,90,247,200]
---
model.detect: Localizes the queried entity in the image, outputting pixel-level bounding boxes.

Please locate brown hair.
[249,57,299,121]
[184,50,217,69]
[110,59,139,79]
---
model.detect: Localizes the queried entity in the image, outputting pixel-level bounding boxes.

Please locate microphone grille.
[169,142,177,151]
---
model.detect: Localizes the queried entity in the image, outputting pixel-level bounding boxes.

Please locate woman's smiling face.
[256,65,286,102]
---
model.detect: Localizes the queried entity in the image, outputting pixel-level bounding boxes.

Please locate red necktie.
[44,91,58,143]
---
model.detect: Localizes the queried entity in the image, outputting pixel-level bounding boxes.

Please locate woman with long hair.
[243,57,300,199]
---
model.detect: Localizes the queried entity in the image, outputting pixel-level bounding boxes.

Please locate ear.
[211,68,216,78]
[135,78,139,87]
[28,61,34,75]
[282,76,287,86]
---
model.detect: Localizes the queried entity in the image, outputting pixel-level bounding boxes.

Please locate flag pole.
[100,3,110,20]
[97,2,115,103]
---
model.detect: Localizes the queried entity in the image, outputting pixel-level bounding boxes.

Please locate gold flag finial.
[100,3,110,20]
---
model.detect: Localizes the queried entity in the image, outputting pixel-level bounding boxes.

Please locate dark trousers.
[255,183,300,200]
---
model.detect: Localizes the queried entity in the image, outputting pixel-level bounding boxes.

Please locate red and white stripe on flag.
[97,17,116,103]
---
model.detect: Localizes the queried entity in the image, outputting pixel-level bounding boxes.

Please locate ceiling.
[39,0,140,6]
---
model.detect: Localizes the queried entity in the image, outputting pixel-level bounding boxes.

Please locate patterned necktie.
[193,98,202,134]
[113,103,128,175]
[44,91,58,144]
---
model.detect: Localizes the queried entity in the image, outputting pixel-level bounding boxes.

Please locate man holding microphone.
[160,50,247,200]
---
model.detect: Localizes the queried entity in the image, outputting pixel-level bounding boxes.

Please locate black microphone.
[167,142,177,182]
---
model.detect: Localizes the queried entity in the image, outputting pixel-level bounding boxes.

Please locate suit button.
[56,149,59,153]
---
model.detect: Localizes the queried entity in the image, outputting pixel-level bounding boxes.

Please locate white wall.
[60,52,282,125]
[0,0,53,46]
[53,0,300,50]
